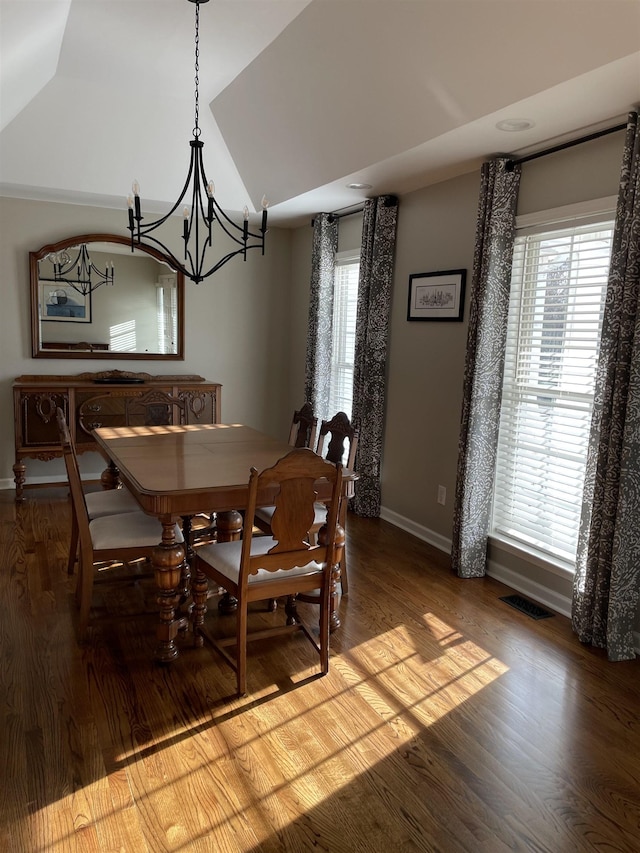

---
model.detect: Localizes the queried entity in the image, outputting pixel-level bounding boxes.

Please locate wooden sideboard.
[13,370,222,501]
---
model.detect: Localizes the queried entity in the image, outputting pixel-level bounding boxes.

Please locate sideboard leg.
[13,461,26,502]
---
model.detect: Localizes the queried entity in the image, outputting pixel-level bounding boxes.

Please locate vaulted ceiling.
[1,0,639,227]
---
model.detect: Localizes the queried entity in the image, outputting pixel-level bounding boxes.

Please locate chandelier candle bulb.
[132,181,141,219]
[207,182,214,220]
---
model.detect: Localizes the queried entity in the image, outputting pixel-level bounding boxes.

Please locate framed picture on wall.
[39,283,92,323]
[407,269,466,321]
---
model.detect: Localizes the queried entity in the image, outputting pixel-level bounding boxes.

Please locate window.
[491,213,614,568]
[328,252,360,420]
[156,275,178,354]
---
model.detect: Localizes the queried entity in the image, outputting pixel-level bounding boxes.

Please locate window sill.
[488,534,575,579]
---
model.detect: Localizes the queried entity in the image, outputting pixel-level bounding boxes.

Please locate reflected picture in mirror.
[30,234,185,359]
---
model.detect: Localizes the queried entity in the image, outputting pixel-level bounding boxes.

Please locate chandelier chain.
[193,1,200,138]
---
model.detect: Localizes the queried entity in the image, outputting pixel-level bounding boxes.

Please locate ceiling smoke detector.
[496,118,535,132]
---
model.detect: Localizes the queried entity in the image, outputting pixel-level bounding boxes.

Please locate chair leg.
[338,502,348,595]
[67,513,79,575]
[285,594,299,625]
[319,580,330,676]
[236,600,248,696]
[77,555,94,641]
[339,551,348,595]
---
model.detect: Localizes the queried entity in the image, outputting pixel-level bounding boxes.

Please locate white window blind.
[328,254,359,420]
[491,219,614,567]
[156,276,177,354]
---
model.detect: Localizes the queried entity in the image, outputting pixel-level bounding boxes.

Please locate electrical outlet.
[437,485,446,506]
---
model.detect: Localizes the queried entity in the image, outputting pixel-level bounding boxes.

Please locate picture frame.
[407,269,466,321]
[39,282,92,324]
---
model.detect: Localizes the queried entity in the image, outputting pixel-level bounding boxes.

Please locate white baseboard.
[486,558,572,618]
[379,506,452,554]
[380,505,570,619]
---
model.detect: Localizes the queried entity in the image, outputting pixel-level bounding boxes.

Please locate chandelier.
[127,0,268,284]
[43,245,114,296]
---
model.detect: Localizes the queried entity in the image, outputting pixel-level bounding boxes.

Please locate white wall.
[0,198,296,485]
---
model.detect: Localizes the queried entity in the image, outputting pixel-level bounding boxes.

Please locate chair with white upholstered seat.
[56,408,184,639]
[255,410,357,594]
[56,409,142,575]
[193,447,343,696]
[67,482,142,575]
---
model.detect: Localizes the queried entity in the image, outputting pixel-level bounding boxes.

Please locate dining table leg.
[100,459,121,490]
[152,518,187,663]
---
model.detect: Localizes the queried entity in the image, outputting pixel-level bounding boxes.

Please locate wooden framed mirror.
[30,233,185,359]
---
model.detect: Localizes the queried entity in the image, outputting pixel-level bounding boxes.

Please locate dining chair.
[56,408,184,639]
[288,402,318,449]
[193,447,343,696]
[125,388,186,426]
[56,409,142,575]
[255,410,357,594]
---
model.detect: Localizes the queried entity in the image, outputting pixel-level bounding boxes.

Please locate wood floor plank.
[2,488,640,852]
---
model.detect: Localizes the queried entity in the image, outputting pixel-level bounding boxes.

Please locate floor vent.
[499,594,553,620]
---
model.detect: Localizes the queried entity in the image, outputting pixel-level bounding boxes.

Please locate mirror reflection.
[30,234,184,359]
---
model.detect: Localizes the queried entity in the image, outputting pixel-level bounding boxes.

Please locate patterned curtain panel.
[572,111,640,661]
[351,195,399,516]
[451,158,521,578]
[304,213,339,423]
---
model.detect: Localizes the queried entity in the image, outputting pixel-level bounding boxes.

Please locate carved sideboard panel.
[13,371,221,500]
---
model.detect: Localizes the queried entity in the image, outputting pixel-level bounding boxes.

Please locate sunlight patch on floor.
[30,616,510,851]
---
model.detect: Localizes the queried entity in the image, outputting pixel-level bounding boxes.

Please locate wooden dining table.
[92,423,355,663]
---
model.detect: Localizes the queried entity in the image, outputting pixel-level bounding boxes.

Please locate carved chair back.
[288,402,318,449]
[316,411,358,470]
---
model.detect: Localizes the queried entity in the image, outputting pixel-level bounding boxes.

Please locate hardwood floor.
[1,488,639,852]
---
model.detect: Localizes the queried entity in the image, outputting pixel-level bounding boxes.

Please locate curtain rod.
[329,204,366,222]
[507,121,627,170]
[310,203,365,227]
[311,194,399,227]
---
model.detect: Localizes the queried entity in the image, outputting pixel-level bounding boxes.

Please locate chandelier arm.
[190,143,210,279]
[132,234,264,284]
[133,142,200,242]
[200,244,262,279]
[130,233,195,281]
[207,198,265,245]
